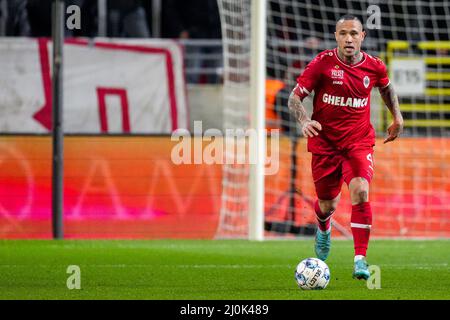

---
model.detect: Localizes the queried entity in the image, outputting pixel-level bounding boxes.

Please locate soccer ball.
[295,257,330,290]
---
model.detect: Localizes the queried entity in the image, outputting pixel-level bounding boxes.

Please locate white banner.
[0,38,188,134]
[390,59,426,97]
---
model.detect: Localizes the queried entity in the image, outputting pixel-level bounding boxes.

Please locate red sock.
[351,202,372,257]
[315,200,333,232]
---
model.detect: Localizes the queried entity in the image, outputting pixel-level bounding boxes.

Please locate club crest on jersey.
[363,76,370,88]
[331,69,344,79]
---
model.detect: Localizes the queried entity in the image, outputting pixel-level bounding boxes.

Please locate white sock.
[318,226,331,234]
[354,255,365,262]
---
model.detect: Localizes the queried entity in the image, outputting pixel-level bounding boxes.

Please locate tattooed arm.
[288,90,322,137]
[378,83,404,144]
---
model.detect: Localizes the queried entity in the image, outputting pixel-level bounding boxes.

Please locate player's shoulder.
[309,49,335,65]
[314,49,335,61]
[364,51,387,68]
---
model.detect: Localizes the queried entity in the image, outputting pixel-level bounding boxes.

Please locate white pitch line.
[0,263,447,269]
[0,264,294,269]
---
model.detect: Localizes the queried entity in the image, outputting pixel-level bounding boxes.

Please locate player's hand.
[301,119,322,138]
[383,120,403,144]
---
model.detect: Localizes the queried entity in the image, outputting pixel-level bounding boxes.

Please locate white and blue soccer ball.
[295,257,330,290]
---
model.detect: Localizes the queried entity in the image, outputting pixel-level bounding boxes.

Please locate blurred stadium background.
[0,0,449,241]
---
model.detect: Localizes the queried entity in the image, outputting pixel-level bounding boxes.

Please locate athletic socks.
[315,200,373,258]
[351,202,372,257]
[315,200,334,232]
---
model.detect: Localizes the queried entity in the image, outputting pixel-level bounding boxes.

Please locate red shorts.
[311,148,374,200]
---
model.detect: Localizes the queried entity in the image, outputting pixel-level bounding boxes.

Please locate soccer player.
[288,15,404,280]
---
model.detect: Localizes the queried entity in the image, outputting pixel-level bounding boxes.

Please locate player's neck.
[337,49,363,65]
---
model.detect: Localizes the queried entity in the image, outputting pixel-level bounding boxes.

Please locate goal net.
[216,0,450,239]
[215,0,252,238]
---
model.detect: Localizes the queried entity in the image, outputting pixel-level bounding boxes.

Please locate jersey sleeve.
[294,53,324,100]
[375,58,390,88]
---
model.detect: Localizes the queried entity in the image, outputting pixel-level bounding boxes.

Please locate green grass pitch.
[0,239,448,300]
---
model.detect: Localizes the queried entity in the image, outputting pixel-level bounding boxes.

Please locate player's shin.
[350,202,372,257]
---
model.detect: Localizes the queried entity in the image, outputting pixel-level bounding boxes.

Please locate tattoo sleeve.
[379,83,403,121]
[288,90,310,125]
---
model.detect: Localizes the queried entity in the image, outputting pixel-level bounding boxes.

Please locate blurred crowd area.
[0,0,224,83]
[0,0,221,39]
[2,0,449,85]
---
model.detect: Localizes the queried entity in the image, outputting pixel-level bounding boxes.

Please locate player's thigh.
[311,154,344,201]
[342,148,375,186]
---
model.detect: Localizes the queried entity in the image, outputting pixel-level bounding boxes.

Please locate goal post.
[248,0,267,241]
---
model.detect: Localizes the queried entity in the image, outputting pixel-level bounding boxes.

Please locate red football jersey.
[294,48,390,154]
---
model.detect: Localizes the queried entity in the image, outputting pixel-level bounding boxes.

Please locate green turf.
[0,239,448,300]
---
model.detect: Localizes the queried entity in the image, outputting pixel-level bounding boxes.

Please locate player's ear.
[361,30,366,41]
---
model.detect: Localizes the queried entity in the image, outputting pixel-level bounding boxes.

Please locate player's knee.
[319,197,339,214]
[319,203,336,215]
[349,178,369,204]
[355,190,368,204]
[350,187,369,204]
